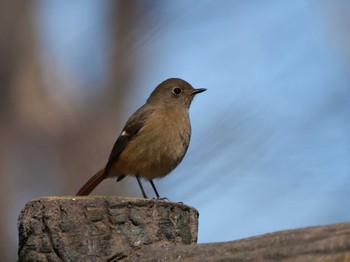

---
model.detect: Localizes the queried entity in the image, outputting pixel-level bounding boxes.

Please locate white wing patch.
[121,130,128,136]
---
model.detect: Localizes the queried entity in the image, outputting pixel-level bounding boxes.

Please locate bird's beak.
[191,88,207,95]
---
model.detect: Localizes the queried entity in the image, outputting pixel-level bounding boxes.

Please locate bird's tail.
[76,168,106,196]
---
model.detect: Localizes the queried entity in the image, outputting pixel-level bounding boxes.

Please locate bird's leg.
[136,176,148,198]
[149,179,166,199]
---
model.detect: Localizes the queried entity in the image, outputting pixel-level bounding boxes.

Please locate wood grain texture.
[133,222,350,261]
[18,196,198,261]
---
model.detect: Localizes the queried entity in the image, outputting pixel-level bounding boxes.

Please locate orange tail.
[76,168,106,196]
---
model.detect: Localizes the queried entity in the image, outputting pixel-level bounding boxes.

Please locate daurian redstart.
[76,78,206,198]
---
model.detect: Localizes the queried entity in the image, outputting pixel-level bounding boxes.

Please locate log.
[18,196,199,261]
[131,222,350,261]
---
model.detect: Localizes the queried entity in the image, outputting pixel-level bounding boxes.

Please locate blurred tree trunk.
[108,0,154,99]
[0,1,44,261]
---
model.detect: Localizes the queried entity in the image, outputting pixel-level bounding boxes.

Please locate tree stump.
[18,196,199,261]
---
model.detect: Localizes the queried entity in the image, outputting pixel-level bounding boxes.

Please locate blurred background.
[1,0,350,260]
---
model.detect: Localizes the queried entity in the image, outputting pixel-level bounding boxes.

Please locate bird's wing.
[104,105,155,176]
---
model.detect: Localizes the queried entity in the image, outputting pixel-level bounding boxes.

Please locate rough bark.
[132,222,350,261]
[18,196,199,261]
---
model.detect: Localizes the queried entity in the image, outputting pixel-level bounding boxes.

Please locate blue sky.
[34,0,350,243]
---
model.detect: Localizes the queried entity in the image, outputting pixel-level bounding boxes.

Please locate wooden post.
[18,196,199,261]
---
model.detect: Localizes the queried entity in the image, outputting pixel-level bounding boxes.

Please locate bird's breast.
[112,109,191,179]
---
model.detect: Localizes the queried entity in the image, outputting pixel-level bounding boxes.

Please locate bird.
[76,78,206,198]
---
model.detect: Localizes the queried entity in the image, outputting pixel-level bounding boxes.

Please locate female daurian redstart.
[76,78,206,198]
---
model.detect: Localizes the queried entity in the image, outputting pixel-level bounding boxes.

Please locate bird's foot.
[153,197,169,201]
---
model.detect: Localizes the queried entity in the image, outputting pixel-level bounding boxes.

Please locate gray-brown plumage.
[76,78,206,198]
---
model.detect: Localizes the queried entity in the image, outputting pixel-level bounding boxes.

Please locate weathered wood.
[18,196,350,261]
[132,222,350,261]
[18,196,199,261]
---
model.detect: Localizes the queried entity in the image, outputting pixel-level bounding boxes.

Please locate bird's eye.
[173,87,182,95]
